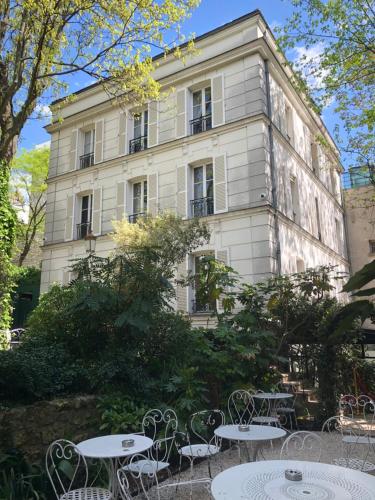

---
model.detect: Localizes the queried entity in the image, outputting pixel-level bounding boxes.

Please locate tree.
[0,0,199,332]
[11,146,49,266]
[278,0,375,167]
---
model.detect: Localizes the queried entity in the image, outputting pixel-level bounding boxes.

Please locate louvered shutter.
[212,75,224,127]
[213,154,227,213]
[147,173,158,216]
[64,194,75,241]
[176,256,188,312]
[176,165,187,218]
[94,119,104,163]
[148,102,158,147]
[69,130,78,170]
[215,249,229,311]
[176,89,187,138]
[116,181,126,220]
[92,187,102,236]
[118,112,127,156]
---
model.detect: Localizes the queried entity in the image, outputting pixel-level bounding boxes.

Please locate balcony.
[190,197,214,218]
[191,300,215,314]
[342,165,374,190]
[128,212,146,224]
[190,114,212,135]
[129,135,148,154]
[76,222,91,239]
[79,152,94,169]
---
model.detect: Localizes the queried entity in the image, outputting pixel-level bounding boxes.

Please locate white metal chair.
[280,431,323,462]
[118,454,160,500]
[276,387,299,430]
[251,390,280,427]
[322,415,375,472]
[122,409,177,488]
[177,409,225,493]
[46,439,112,500]
[227,390,255,425]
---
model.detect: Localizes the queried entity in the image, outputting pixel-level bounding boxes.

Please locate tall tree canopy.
[279,0,375,167]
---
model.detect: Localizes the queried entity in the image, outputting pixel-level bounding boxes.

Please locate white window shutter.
[116,181,126,220]
[148,102,158,147]
[118,112,127,156]
[214,154,228,213]
[147,173,158,216]
[212,75,224,127]
[176,255,188,312]
[176,89,187,138]
[69,129,78,170]
[176,165,187,218]
[92,187,102,236]
[215,249,229,311]
[94,119,104,163]
[64,194,75,241]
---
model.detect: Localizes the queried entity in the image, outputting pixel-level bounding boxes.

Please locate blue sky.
[20,0,341,162]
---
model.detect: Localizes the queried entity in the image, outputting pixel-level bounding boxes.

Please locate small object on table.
[284,469,302,481]
[238,424,250,432]
[122,438,135,448]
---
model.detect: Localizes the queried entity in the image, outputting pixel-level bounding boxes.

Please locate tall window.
[192,254,216,313]
[129,110,148,154]
[77,194,93,238]
[290,176,300,223]
[191,86,212,134]
[285,104,293,142]
[191,163,214,217]
[129,180,147,223]
[311,143,319,174]
[315,197,322,241]
[80,129,95,169]
[335,218,342,253]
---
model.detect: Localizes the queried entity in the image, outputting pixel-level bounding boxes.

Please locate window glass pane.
[205,87,212,115]
[206,179,213,199]
[143,110,148,136]
[194,166,203,183]
[193,90,202,119]
[143,181,147,209]
[84,131,93,155]
[206,164,213,180]
[134,114,142,138]
[133,182,141,213]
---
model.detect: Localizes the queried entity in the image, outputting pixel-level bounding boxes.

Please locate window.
[335,218,343,254]
[77,194,93,238]
[129,110,148,154]
[80,129,95,169]
[190,86,212,135]
[192,254,216,313]
[330,169,337,196]
[290,176,300,224]
[369,240,375,255]
[129,180,147,223]
[296,259,305,273]
[191,163,214,217]
[315,197,321,241]
[311,143,319,174]
[285,104,294,143]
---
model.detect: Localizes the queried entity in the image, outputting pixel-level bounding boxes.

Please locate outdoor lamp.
[84,230,97,254]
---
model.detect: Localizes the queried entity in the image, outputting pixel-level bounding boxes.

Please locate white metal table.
[214,425,286,461]
[77,434,153,497]
[211,459,375,499]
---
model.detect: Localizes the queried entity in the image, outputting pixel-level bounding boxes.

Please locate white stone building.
[41,10,349,314]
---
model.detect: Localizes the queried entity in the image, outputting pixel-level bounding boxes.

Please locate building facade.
[41,10,349,314]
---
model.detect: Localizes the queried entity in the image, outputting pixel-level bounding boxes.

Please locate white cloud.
[35,104,52,119]
[291,42,326,88]
[35,140,51,150]
[269,20,281,33]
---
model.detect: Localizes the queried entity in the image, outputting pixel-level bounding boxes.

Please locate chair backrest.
[117,454,158,500]
[142,408,178,463]
[228,390,255,425]
[117,467,132,500]
[339,394,357,418]
[188,409,225,448]
[280,431,323,462]
[46,439,88,499]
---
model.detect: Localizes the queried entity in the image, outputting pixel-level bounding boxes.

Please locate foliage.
[278,0,375,167]
[97,394,149,434]
[10,146,49,266]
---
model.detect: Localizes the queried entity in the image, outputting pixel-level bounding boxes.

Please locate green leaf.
[343,260,375,293]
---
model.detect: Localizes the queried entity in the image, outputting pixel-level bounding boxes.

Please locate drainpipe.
[264,59,282,275]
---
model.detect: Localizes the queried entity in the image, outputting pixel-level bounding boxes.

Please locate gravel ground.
[136,431,375,499]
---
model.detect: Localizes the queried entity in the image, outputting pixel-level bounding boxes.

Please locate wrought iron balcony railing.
[76,222,91,239]
[128,212,146,224]
[342,165,374,190]
[79,152,94,169]
[191,300,215,314]
[190,114,212,135]
[190,197,214,218]
[129,135,148,154]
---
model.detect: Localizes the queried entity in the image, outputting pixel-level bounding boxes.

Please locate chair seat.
[179,444,220,457]
[342,435,375,444]
[61,488,112,500]
[123,459,169,474]
[252,416,279,424]
[333,457,375,472]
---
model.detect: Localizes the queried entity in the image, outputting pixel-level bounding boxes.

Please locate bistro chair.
[122,409,178,488]
[280,431,323,462]
[118,455,160,500]
[228,390,255,425]
[251,390,281,427]
[46,439,112,500]
[322,415,375,472]
[276,386,299,430]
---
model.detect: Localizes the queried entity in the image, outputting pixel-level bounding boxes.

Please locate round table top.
[214,424,286,442]
[76,434,153,459]
[253,392,293,400]
[211,460,375,499]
